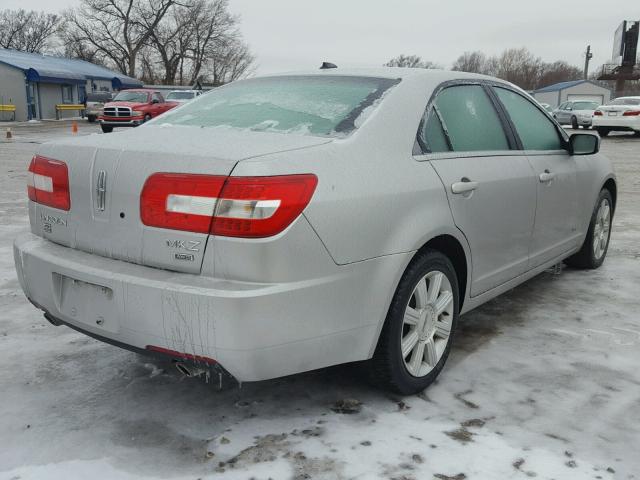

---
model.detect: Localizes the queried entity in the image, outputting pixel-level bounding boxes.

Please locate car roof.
[260,67,500,83]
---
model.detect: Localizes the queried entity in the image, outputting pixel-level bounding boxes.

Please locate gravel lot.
[1,121,639,480]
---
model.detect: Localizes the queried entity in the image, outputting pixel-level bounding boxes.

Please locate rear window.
[607,97,640,106]
[166,91,196,100]
[86,93,112,102]
[571,101,599,110]
[155,75,400,137]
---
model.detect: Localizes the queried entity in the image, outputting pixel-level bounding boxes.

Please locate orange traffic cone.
[71,121,78,134]
[5,128,11,139]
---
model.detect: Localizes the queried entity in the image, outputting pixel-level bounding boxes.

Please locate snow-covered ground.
[1,122,639,480]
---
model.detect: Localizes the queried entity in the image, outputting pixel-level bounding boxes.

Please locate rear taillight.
[623,110,640,116]
[27,155,70,211]
[140,173,226,234]
[140,173,318,238]
[593,110,603,116]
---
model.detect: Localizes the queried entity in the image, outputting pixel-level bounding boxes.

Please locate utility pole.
[583,45,593,79]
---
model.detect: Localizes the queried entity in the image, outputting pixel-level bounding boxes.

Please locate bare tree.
[61,0,176,77]
[538,61,582,88]
[451,51,493,75]
[0,9,60,53]
[385,54,440,69]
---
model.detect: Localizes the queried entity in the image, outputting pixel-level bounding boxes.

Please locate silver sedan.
[14,68,616,394]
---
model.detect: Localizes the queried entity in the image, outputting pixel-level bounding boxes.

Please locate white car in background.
[165,90,204,103]
[552,100,600,129]
[592,97,640,137]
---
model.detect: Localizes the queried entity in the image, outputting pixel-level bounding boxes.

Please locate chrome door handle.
[539,170,556,183]
[451,179,478,194]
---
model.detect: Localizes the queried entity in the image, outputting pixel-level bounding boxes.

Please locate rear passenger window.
[433,85,510,152]
[494,87,563,151]
[420,108,450,153]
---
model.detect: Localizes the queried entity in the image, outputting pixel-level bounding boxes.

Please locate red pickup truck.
[98,89,178,133]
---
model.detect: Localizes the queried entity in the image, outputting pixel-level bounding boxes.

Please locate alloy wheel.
[593,198,611,260]
[401,270,454,378]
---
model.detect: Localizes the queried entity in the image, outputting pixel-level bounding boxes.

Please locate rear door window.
[428,85,510,152]
[493,87,564,151]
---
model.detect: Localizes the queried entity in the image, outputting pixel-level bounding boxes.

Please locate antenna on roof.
[320,62,338,70]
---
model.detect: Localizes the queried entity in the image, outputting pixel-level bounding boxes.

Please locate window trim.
[415,79,520,155]
[490,84,570,153]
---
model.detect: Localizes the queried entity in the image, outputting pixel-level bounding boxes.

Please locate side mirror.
[152,99,159,104]
[570,133,600,155]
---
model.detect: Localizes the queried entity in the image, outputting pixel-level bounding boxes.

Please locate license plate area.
[54,273,120,333]
[608,112,618,116]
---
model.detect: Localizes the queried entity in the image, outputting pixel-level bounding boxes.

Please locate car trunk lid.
[33,126,331,274]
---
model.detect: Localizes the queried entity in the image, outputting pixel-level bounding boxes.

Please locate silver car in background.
[14,69,616,394]
[553,100,601,129]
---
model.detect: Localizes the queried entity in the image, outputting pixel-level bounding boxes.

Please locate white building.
[532,80,612,108]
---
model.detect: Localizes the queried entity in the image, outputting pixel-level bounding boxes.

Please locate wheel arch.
[416,234,469,312]
[602,177,617,212]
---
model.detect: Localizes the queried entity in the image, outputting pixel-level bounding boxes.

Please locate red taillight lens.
[593,110,603,116]
[140,173,226,234]
[140,173,318,238]
[212,174,318,238]
[27,155,70,211]
[623,110,640,116]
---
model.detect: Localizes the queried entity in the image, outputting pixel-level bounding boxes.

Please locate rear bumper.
[14,232,408,381]
[592,116,640,131]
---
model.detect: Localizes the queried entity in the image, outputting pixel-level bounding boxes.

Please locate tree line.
[0,2,253,87]
[386,50,640,95]
[386,49,584,91]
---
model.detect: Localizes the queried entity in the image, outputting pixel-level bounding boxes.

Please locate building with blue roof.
[0,48,142,121]
[531,79,612,109]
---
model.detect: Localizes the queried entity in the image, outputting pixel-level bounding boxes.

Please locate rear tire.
[596,127,610,137]
[582,125,590,129]
[565,189,613,269]
[87,115,96,123]
[571,116,579,129]
[369,250,459,395]
[101,125,113,133]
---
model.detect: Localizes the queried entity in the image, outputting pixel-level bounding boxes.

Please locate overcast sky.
[3,0,636,75]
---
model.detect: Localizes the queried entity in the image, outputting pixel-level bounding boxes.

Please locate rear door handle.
[539,170,556,183]
[451,179,478,194]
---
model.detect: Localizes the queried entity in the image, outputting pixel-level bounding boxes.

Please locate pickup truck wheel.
[87,115,96,123]
[565,189,612,269]
[144,114,152,123]
[596,127,610,137]
[369,250,458,395]
[571,116,579,129]
[100,125,113,133]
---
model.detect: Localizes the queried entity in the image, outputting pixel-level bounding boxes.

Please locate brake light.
[140,173,226,234]
[140,173,318,238]
[27,156,70,211]
[623,110,640,116]
[593,110,603,116]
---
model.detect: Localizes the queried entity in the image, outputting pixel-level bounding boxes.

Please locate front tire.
[87,115,96,123]
[565,189,613,269]
[369,250,459,395]
[100,125,113,133]
[571,116,579,129]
